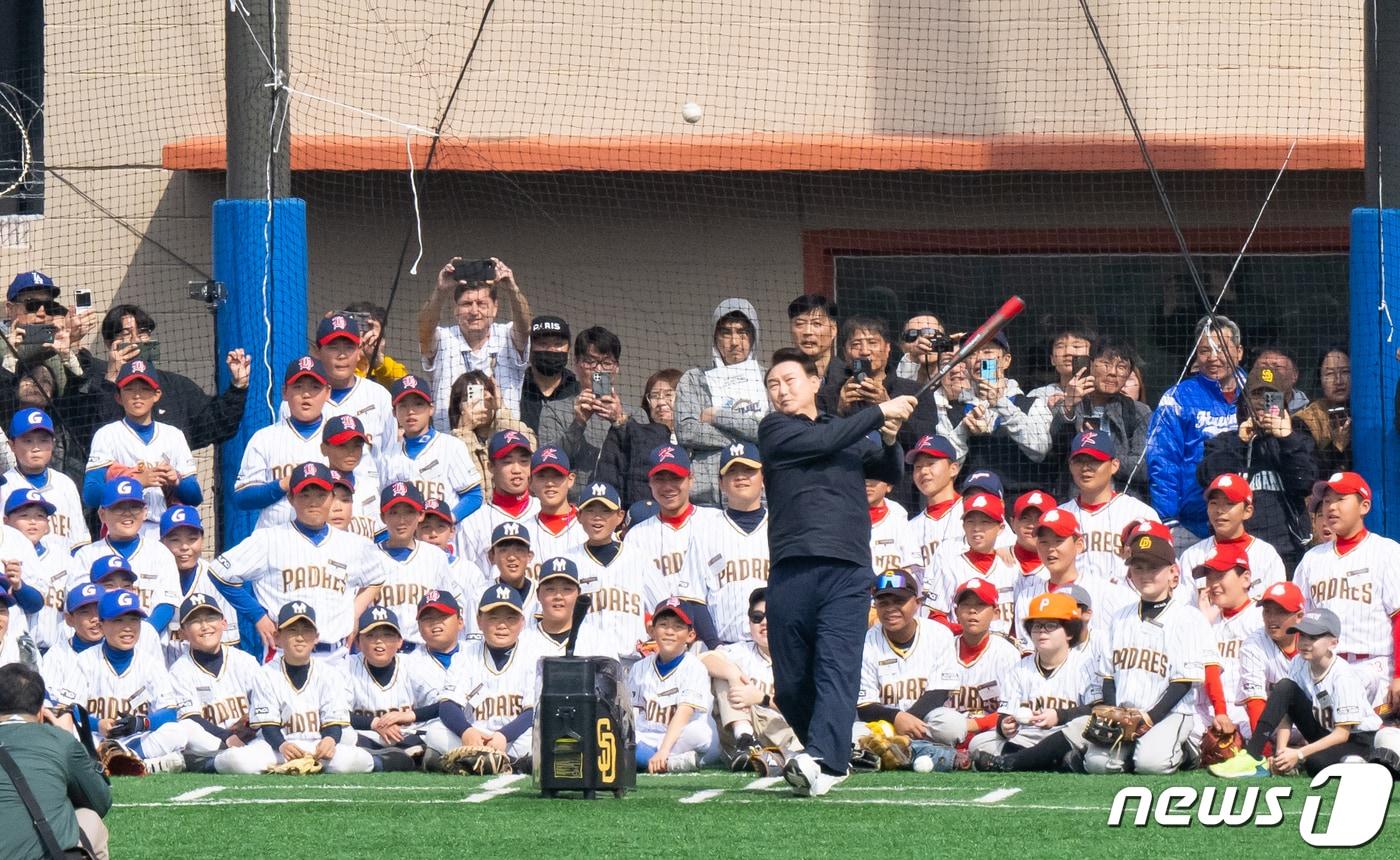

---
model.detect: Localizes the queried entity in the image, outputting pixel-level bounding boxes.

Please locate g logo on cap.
[117,480,134,495]
[27,412,41,425]
[171,508,186,523]
[118,592,135,608]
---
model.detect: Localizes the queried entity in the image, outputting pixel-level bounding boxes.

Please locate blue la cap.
[316,313,361,346]
[90,555,134,584]
[284,355,329,386]
[961,469,1004,498]
[380,480,426,512]
[178,592,224,624]
[115,359,161,390]
[358,605,401,635]
[490,521,531,549]
[322,414,368,446]
[478,583,526,615]
[4,488,55,517]
[626,499,659,528]
[579,481,622,511]
[100,477,145,509]
[719,441,762,476]
[531,445,572,475]
[66,583,104,613]
[417,589,460,618]
[9,408,54,439]
[98,588,147,621]
[646,444,691,478]
[7,271,57,301]
[289,462,334,494]
[276,600,317,629]
[390,374,433,405]
[1070,429,1117,462]
[488,429,533,461]
[160,504,203,536]
[905,433,957,464]
[537,556,580,585]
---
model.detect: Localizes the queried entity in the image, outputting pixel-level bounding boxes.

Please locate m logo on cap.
[117,480,134,495]
[118,592,135,608]
[501,523,520,536]
[495,586,512,600]
[189,594,207,606]
[292,602,307,614]
[591,483,607,496]
[1138,536,1151,549]
[551,558,568,571]
[371,607,388,621]
[728,443,745,456]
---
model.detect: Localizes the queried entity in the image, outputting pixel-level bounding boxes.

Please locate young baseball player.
[326,468,357,532]
[385,373,482,522]
[1058,430,1159,591]
[408,592,470,764]
[3,407,88,551]
[1009,490,1054,579]
[417,498,484,598]
[213,462,388,663]
[867,477,913,574]
[160,505,247,653]
[6,487,76,652]
[321,415,384,541]
[568,482,663,662]
[346,606,438,771]
[1291,471,1400,712]
[971,592,1101,769]
[376,482,457,646]
[71,479,179,641]
[924,493,1017,632]
[903,434,964,569]
[1177,473,1287,607]
[456,430,541,573]
[1238,581,1304,732]
[478,522,538,621]
[1212,608,1383,778]
[83,359,201,530]
[235,356,332,528]
[1015,508,1128,639]
[1192,544,1263,739]
[945,577,1023,741]
[700,588,800,767]
[215,601,369,774]
[527,557,610,657]
[39,584,106,706]
[628,597,714,773]
[168,594,261,772]
[677,442,770,645]
[435,585,542,768]
[627,445,722,598]
[528,445,586,576]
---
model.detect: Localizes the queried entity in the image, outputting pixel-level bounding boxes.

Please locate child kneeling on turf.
[170,594,261,772]
[629,598,714,773]
[347,606,439,771]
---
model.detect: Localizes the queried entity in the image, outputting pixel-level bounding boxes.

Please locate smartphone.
[1327,405,1349,423]
[592,371,613,398]
[75,289,93,311]
[21,324,56,346]
[452,258,497,283]
[850,358,873,383]
[1071,354,1091,377]
[1262,391,1284,417]
[137,340,161,363]
[466,383,484,405]
[979,358,998,382]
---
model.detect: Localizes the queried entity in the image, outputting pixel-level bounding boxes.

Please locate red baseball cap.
[1013,490,1057,521]
[1035,507,1081,538]
[1257,581,1304,613]
[651,597,693,627]
[954,577,999,607]
[1325,471,1371,502]
[1191,543,1250,578]
[1206,473,1252,505]
[962,492,1005,523]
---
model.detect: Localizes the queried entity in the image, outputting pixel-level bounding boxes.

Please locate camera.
[188,280,227,311]
[451,258,497,283]
[1327,405,1349,423]
[850,358,873,384]
[337,310,373,331]
[903,327,954,353]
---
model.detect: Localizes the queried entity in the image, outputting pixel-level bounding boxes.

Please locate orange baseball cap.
[1023,591,1081,624]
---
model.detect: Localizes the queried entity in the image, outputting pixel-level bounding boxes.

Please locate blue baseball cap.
[490,521,531,549]
[1070,429,1116,462]
[531,445,572,476]
[488,429,532,461]
[276,600,317,629]
[421,497,454,525]
[719,441,762,476]
[329,468,354,492]
[284,355,329,386]
[322,414,368,446]
[289,462,334,494]
[115,359,161,390]
[417,589,460,618]
[905,433,956,464]
[380,480,426,512]
[647,444,691,478]
[961,469,1004,498]
[626,499,659,528]
[9,407,54,439]
[4,488,55,517]
[160,504,203,536]
[100,478,144,509]
[358,605,401,635]
[478,583,526,615]
[99,588,147,621]
[90,555,134,584]
[538,556,580,585]
[7,271,57,301]
[390,374,433,406]
[178,592,224,624]
[579,481,622,511]
[66,583,104,613]
[316,313,361,346]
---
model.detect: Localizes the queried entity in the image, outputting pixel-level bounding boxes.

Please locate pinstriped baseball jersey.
[998,649,1101,747]
[70,537,178,623]
[1293,533,1400,658]
[870,500,916,574]
[945,634,1022,716]
[375,542,459,645]
[404,645,464,692]
[1060,493,1159,589]
[24,542,77,651]
[248,657,352,742]
[345,458,386,541]
[85,420,197,526]
[1178,535,1286,602]
[1197,604,1263,728]
[68,642,181,719]
[280,377,401,467]
[567,542,666,660]
[347,653,441,731]
[904,497,1016,570]
[923,550,1019,636]
[625,506,724,599]
[2,468,89,551]
[455,498,542,574]
[627,651,712,735]
[1011,571,1131,643]
[381,428,482,510]
[236,420,327,529]
[171,559,241,657]
[528,512,587,581]
[40,637,93,707]
[1237,628,1296,703]
[858,619,960,709]
[1097,599,1213,716]
[675,510,770,643]
[439,637,543,732]
[170,645,260,728]
[1287,656,1382,732]
[715,640,774,697]
[524,615,613,658]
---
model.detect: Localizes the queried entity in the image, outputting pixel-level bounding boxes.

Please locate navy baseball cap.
[531,446,572,476]
[160,504,203,536]
[9,407,53,438]
[651,597,693,627]
[961,469,1004,498]
[178,592,224,624]
[277,601,317,629]
[719,441,762,476]
[66,583,104,613]
[417,589,460,618]
[479,583,526,615]
[89,555,134,584]
[380,480,426,512]
[115,359,161,390]
[284,355,329,386]
[99,588,147,621]
[490,521,531,549]
[100,478,144,509]
[322,414,368,446]
[579,481,622,511]
[488,429,532,461]
[647,444,691,478]
[329,468,354,492]
[421,497,454,525]
[1070,429,1116,462]
[626,499,659,528]
[529,315,570,342]
[4,488,55,517]
[537,556,580,585]
[7,271,57,301]
[289,461,334,494]
[358,605,401,635]
[316,313,361,346]
[390,374,433,406]
[905,433,956,465]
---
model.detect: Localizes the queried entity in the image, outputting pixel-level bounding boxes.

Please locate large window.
[0,0,44,224]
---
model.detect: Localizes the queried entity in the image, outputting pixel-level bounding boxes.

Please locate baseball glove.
[848,746,881,772]
[746,746,786,778]
[107,713,149,739]
[98,741,145,777]
[264,755,323,775]
[441,745,512,776]
[858,731,913,771]
[1083,705,1151,748]
[1199,726,1244,767]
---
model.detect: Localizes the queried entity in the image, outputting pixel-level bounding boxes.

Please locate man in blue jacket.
[1145,315,1246,544]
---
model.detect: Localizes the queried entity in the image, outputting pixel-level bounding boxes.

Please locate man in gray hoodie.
[675,298,770,504]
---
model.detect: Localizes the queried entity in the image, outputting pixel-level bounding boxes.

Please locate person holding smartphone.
[536,326,626,502]
[955,331,1053,495]
[1027,321,1096,410]
[1293,347,1351,474]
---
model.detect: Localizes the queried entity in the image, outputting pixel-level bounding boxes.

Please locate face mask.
[531,350,568,376]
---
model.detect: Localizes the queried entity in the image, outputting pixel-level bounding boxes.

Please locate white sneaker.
[665,751,698,773]
[782,753,821,796]
[144,751,187,774]
[809,770,848,797]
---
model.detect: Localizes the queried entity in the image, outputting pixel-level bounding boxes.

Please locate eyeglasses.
[577,356,619,371]
[645,389,675,403]
[1028,620,1064,632]
[747,610,766,624]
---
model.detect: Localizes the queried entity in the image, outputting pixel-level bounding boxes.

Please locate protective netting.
[3,0,1368,543]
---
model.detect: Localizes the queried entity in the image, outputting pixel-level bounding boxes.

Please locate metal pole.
[1365,0,1400,206]
[225,0,290,199]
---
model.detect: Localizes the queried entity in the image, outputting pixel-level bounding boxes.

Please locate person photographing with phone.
[537,326,627,501]
[955,331,1053,495]
[1293,347,1351,474]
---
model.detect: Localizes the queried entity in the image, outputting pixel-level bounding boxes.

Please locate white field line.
[743,777,782,791]
[678,789,725,804]
[169,786,225,802]
[975,788,1022,804]
[464,773,528,803]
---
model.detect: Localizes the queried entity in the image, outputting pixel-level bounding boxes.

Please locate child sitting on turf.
[1237,582,1304,736]
[40,584,107,705]
[1192,544,1263,741]
[628,598,714,774]
[3,407,89,551]
[944,578,1022,743]
[347,606,438,771]
[170,593,261,772]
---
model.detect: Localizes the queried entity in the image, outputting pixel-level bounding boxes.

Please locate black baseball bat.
[564,592,594,657]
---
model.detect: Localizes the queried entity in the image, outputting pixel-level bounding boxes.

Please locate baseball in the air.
[681,102,704,124]
[1015,707,1034,723]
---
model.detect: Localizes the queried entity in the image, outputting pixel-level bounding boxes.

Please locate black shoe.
[728,736,759,772]
[371,748,418,772]
[971,750,1012,772]
[183,752,215,774]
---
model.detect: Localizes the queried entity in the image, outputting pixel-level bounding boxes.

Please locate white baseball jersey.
[404,646,464,693]
[625,506,724,599]
[714,640,774,698]
[1098,599,1212,716]
[676,510,770,644]
[1011,571,1132,643]
[1238,628,1296,704]
[24,541,77,651]
[1294,532,1400,658]
[904,497,1015,570]
[0,605,28,667]
[236,419,327,529]
[247,657,352,743]
[946,634,1022,717]
[423,322,528,429]
[870,501,917,574]
[440,637,542,732]
[1287,656,1382,733]
[627,651,712,735]
[213,524,389,645]
[85,420,197,526]
[71,537,179,625]
[455,498,542,574]
[528,511,587,581]
[66,642,181,719]
[1061,493,1159,589]
[174,559,241,650]
[998,649,1102,746]
[1197,604,1263,728]
[280,377,401,467]
[344,458,386,541]
[1178,535,1286,602]
[382,428,482,511]
[375,542,458,645]
[347,653,441,731]
[525,615,613,659]
[170,646,260,729]
[569,542,667,660]
[39,636,94,706]
[1,468,89,551]
[857,618,960,710]
[923,550,1018,636]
